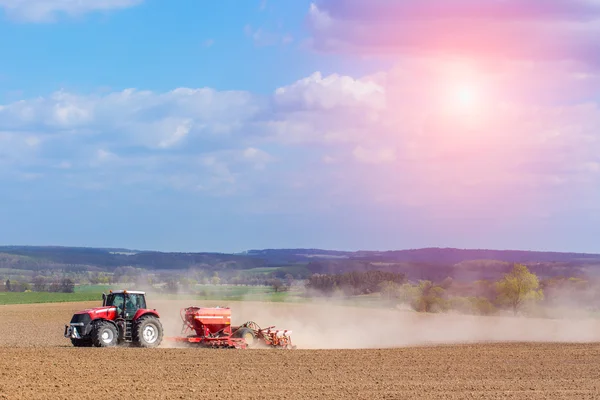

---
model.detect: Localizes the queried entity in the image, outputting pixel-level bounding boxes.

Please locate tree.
[60,278,75,293]
[397,283,420,305]
[33,276,47,292]
[496,264,543,315]
[305,270,407,297]
[412,281,448,313]
[271,278,285,293]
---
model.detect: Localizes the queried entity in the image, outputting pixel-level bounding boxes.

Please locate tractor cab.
[103,290,147,320]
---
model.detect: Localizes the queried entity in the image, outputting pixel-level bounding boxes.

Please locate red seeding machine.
[168,306,295,349]
[64,290,296,349]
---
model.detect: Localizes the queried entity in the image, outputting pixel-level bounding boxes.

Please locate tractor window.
[106,294,125,309]
[126,294,146,310]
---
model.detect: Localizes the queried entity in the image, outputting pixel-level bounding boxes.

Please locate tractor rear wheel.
[92,321,118,347]
[233,327,256,347]
[133,316,163,348]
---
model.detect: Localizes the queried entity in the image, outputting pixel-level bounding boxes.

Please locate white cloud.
[0,0,143,22]
[0,72,383,151]
[0,65,599,220]
[157,119,192,149]
[94,148,118,165]
[200,155,235,184]
[274,71,385,110]
[0,131,42,168]
[308,3,332,30]
[243,147,274,170]
[0,87,260,149]
[52,92,93,126]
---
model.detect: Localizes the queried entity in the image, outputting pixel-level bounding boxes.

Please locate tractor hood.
[74,306,117,318]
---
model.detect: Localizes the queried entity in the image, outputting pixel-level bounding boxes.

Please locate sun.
[455,85,478,108]
[436,79,488,123]
[432,59,491,124]
[450,83,481,115]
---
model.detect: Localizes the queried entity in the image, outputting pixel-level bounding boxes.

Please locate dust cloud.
[149,295,600,350]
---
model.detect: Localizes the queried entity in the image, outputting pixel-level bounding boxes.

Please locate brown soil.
[1,301,600,399]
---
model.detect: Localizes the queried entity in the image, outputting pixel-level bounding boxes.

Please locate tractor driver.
[111,295,125,315]
[125,294,141,314]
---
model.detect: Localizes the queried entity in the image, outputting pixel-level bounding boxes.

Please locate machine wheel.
[133,316,163,348]
[92,321,118,347]
[70,338,93,347]
[233,327,256,347]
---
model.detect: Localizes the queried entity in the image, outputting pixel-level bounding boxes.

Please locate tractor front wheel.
[133,316,163,348]
[92,321,118,347]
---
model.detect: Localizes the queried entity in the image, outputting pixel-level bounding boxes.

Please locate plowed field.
[1,300,600,399]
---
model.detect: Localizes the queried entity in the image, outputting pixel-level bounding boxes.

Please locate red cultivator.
[166,306,296,349]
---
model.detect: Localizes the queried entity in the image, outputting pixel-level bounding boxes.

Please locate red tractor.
[64,290,163,348]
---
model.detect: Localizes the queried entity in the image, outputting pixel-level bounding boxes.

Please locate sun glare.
[452,84,481,114]
[456,85,477,107]
[437,79,488,123]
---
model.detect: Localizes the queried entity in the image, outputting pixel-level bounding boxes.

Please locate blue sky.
[0,0,383,98]
[1,0,600,253]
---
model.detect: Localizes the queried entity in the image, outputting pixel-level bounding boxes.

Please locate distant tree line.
[1,277,74,293]
[306,258,594,283]
[4,246,600,280]
[4,247,600,319]
[0,247,265,272]
[304,264,580,317]
[306,270,408,296]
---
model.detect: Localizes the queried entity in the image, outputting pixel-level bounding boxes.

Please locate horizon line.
[1,244,599,257]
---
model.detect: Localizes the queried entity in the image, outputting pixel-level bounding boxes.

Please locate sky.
[1,0,599,253]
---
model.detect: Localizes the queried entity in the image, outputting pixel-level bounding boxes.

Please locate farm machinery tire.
[133,316,163,348]
[232,327,256,347]
[92,321,118,347]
